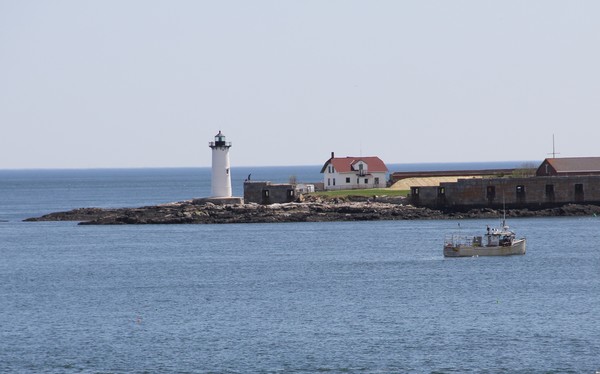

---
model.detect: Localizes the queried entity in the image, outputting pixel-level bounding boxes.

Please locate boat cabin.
[484,226,515,247]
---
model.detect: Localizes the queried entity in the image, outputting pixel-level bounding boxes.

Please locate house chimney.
[331,152,335,159]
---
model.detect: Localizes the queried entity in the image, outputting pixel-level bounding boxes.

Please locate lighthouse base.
[192,197,244,206]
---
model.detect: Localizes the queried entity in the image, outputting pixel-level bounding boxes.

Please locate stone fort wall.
[411,175,600,210]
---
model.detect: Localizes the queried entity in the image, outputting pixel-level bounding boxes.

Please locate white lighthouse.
[209,130,232,197]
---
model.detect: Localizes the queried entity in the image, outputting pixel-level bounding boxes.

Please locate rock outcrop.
[25,198,445,225]
[23,196,600,225]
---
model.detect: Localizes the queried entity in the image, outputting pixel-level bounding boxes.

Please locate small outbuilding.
[244,181,296,205]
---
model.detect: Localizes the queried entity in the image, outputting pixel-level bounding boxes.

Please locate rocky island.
[24,195,600,225]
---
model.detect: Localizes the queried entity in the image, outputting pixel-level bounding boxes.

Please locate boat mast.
[502,191,506,228]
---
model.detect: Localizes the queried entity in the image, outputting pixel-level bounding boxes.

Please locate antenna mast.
[548,134,560,158]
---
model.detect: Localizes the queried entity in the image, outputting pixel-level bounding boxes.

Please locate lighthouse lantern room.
[208,130,232,197]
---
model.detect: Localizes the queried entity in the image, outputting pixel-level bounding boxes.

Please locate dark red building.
[536,157,600,177]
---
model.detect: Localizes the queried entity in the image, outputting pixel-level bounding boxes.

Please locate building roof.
[543,157,600,173]
[320,156,388,173]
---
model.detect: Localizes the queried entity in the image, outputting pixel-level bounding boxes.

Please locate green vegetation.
[312,188,409,198]
[511,162,538,178]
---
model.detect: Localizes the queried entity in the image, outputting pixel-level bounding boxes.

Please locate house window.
[262,190,270,198]
[346,177,350,183]
[438,187,445,196]
[412,187,420,196]
[333,178,336,186]
[364,178,369,184]
[327,178,331,186]
[357,178,360,184]
[374,177,379,185]
[287,189,295,198]
[328,166,332,173]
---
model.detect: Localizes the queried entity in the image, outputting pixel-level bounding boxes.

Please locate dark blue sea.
[1,163,599,373]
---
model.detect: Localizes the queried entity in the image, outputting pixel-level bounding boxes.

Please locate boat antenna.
[502,188,506,229]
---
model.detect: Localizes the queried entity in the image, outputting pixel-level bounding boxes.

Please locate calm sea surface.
[1,165,599,373]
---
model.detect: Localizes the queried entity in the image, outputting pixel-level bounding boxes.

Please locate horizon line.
[0,160,539,172]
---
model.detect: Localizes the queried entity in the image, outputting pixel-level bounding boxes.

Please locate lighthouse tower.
[209,131,232,197]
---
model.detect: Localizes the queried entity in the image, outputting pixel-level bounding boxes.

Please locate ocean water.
[1,165,599,373]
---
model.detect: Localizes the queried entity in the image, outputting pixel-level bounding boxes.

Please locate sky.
[1,1,599,169]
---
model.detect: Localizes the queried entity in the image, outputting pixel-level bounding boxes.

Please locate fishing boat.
[443,218,526,257]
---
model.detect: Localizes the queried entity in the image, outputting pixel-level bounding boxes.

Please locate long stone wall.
[390,168,515,182]
[411,176,600,210]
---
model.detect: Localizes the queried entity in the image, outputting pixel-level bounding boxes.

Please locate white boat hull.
[444,239,526,257]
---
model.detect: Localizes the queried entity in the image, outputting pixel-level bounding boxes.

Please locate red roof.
[320,156,388,173]
[544,157,600,173]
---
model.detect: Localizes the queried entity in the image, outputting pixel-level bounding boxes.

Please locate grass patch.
[311,188,409,198]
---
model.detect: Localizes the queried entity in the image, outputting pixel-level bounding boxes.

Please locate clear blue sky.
[1,1,599,169]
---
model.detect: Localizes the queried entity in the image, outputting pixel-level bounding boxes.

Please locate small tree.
[289,175,297,184]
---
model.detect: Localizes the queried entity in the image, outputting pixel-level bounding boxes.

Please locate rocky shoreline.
[23,196,600,225]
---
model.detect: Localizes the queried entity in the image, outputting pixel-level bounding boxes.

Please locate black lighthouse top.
[209,130,231,148]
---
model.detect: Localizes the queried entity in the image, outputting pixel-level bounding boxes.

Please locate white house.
[320,152,388,190]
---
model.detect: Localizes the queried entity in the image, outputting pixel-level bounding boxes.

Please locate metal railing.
[208,141,232,147]
[444,234,479,248]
